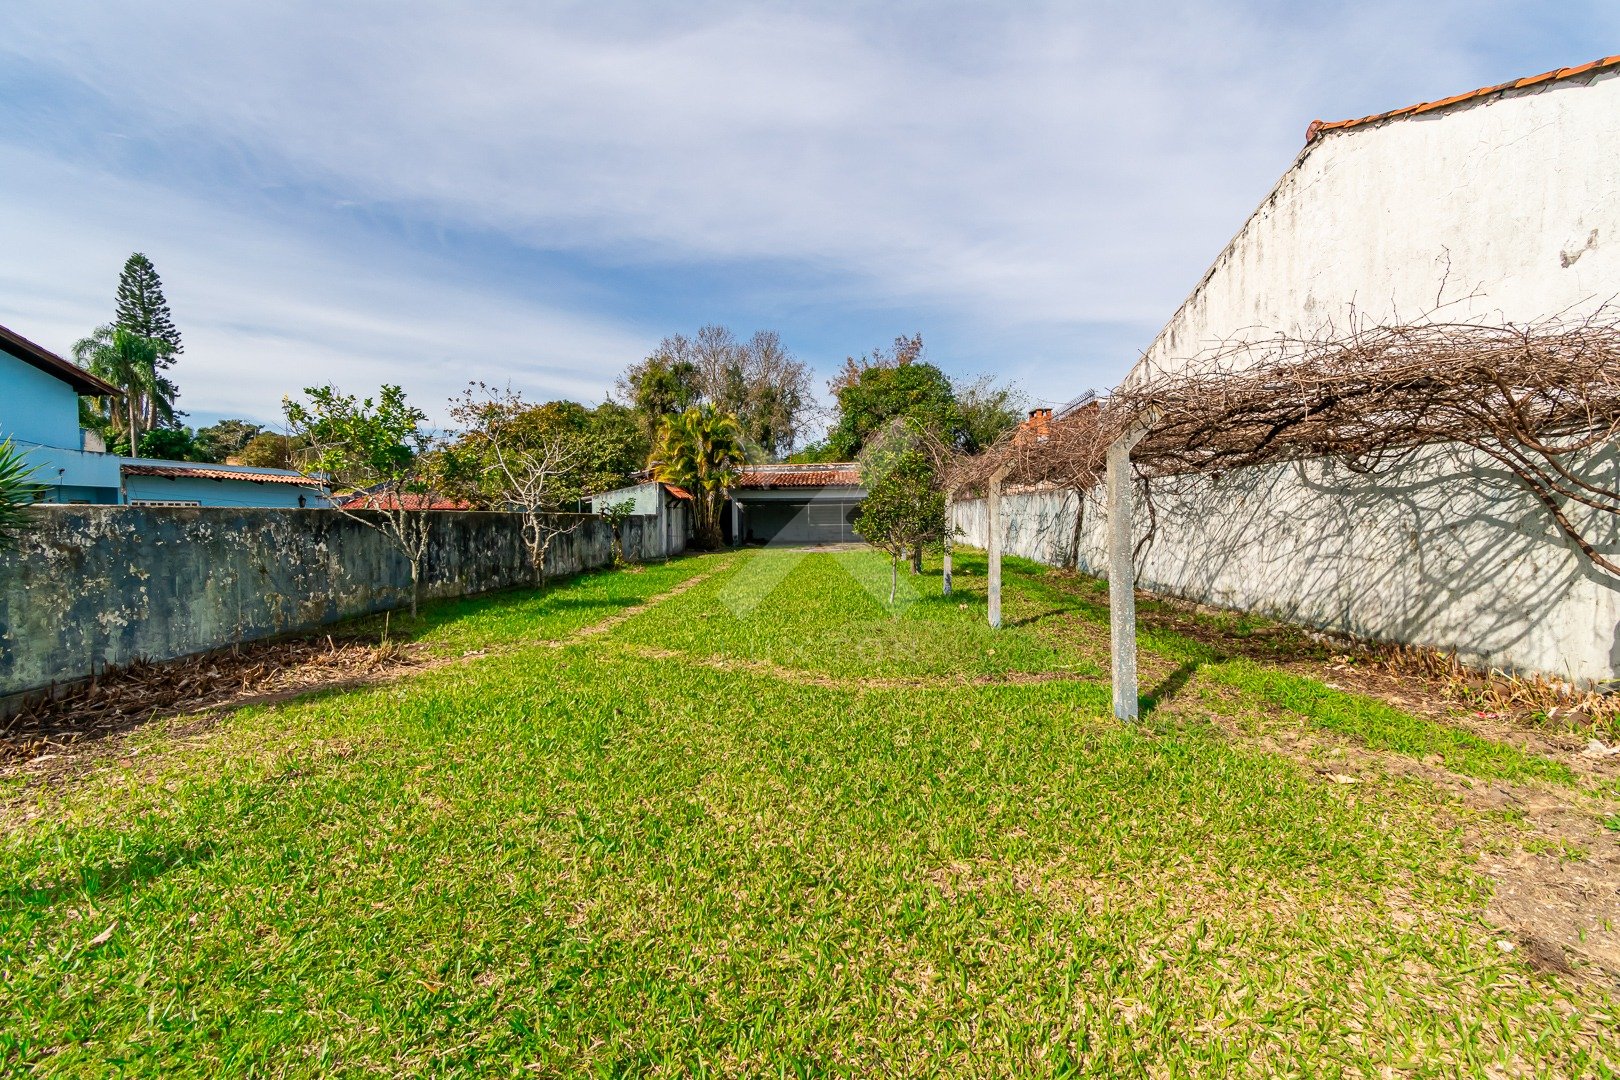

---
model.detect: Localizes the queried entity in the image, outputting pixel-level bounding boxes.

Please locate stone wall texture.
[0,506,667,704]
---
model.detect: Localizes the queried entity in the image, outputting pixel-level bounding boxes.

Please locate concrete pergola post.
[942,490,956,597]
[1106,422,1153,721]
[987,464,1011,628]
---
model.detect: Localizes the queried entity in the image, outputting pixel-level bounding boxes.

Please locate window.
[129,499,201,508]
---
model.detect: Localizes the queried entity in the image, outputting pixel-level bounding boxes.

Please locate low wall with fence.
[0,505,669,708]
[951,442,1620,686]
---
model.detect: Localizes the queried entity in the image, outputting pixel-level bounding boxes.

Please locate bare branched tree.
[449,384,587,589]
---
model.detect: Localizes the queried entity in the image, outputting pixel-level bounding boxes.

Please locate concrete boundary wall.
[0,506,668,706]
[952,443,1620,685]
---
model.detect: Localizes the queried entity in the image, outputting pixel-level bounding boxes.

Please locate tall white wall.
[1137,69,1620,381]
[956,442,1620,684]
[996,66,1620,681]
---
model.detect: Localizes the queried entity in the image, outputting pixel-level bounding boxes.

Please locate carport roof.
[735,464,861,489]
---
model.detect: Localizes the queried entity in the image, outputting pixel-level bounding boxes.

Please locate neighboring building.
[960,55,1620,683]
[589,480,690,558]
[591,463,867,550]
[728,464,865,545]
[1,322,328,508]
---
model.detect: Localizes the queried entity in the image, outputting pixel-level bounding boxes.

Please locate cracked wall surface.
[0,506,663,703]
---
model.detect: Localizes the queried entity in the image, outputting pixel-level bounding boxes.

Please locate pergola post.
[987,464,1010,628]
[942,491,955,596]
[1106,422,1153,721]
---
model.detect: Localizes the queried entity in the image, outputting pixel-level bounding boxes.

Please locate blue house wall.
[2,339,326,507]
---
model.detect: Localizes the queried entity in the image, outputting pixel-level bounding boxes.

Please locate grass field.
[3,548,1616,1076]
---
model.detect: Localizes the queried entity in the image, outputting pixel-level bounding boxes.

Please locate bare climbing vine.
[952,312,1620,575]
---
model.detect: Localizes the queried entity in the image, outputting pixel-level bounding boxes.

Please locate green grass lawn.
[2,548,1614,1076]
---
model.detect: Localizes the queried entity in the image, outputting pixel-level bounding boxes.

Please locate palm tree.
[0,438,42,551]
[73,326,168,452]
[650,405,745,549]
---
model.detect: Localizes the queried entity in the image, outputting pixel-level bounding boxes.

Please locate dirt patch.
[1155,682,1620,988]
[1,637,430,781]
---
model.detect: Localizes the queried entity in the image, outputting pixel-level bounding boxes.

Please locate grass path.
[3,548,1617,1076]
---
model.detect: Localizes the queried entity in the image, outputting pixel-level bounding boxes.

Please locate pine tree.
[114,253,182,370]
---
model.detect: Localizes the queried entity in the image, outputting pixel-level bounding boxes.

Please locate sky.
[1,2,1615,435]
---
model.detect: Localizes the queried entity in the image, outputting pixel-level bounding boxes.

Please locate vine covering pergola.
[950,314,1620,718]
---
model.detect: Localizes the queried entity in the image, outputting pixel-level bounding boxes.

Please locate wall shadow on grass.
[2,840,220,910]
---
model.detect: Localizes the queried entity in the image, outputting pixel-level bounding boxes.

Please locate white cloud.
[0,146,647,426]
[1,1,1615,412]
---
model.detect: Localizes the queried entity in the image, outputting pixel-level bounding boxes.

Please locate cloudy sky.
[1,2,1614,432]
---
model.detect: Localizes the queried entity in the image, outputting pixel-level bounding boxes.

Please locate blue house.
[1,322,328,508]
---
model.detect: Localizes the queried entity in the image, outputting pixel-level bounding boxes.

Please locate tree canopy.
[618,325,812,459]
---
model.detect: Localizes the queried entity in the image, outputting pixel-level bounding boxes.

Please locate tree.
[195,419,264,463]
[448,384,589,588]
[853,418,948,603]
[283,385,442,617]
[649,405,745,550]
[115,253,183,369]
[826,352,958,459]
[954,375,1027,454]
[237,432,299,469]
[0,439,42,553]
[72,326,170,453]
[137,426,207,462]
[597,498,637,566]
[617,325,813,459]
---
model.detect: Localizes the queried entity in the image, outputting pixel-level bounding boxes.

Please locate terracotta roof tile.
[122,463,320,487]
[1306,54,1620,142]
[735,464,862,488]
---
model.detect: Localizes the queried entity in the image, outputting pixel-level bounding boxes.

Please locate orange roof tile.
[735,464,861,488]
[1305,54,1620,142]
[122,463,320,487]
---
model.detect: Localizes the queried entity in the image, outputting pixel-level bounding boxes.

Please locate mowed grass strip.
[1,549,1613,1076]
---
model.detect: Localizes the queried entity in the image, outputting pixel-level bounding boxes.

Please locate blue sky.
[1,2,1615,435]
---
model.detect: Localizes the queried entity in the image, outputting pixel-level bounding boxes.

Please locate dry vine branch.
[952,313,1620,576]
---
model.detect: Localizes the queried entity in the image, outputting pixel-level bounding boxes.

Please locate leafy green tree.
[650,405,745,550]
[954,375,1027,454]
[115,253,183,369]
[237,432,299,469]
[137,426,207,462]
[194,419,265,463]
[617,325,812,459]
[284,385,443,617]
[827,355,958,460]
[72,326,169,452]
[853,418,948,603]
[0,439,43,552]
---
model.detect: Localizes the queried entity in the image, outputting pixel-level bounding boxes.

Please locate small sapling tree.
[598,498,637,566]
[853,418,948,605]
[284,384,444,617]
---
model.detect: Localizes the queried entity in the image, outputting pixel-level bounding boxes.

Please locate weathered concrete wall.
[1136,69,1620,383]
[0,506,667,703]
[953,442,1620,686]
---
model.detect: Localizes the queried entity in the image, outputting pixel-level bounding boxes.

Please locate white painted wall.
[957,439,1620,684]
[993,67,1620,681]
[1136,68,1620,382]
